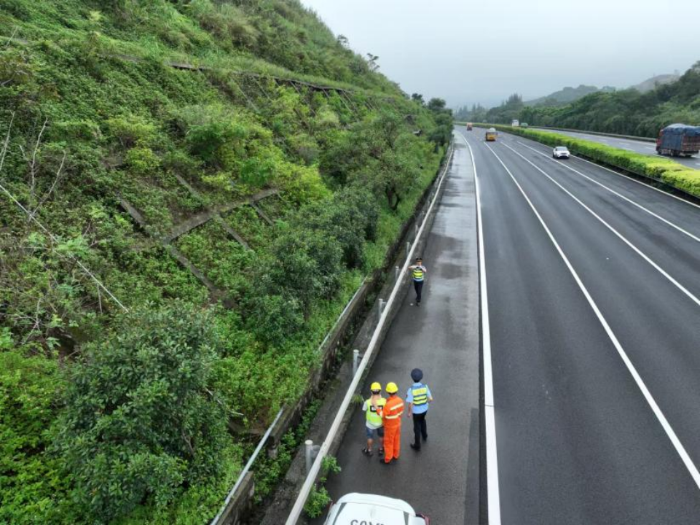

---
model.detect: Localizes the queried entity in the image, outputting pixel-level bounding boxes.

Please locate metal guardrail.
[284,143,455,524]
[210,407,285,525]
[529,126,656,143]
[208,279,368,525]
[463,122,657,143]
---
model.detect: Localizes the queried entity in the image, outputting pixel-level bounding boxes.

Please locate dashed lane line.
[512,138,700,211]
[512,141,700,244]
[501,141,700,309]
[485,143,700,493]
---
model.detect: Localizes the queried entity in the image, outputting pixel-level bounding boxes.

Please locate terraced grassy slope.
[0,1,453,522]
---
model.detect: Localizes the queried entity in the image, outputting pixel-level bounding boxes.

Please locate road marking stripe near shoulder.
[458,132,502,525]
[501,142,700,308]
[513,142,700,244]
[485,143,700,491]
[515,139,700,211]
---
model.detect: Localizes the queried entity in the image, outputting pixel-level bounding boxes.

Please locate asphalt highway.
[532,127,700,169]
[459,127,700,524]
[322,138,481,524]
[319,127,700,524]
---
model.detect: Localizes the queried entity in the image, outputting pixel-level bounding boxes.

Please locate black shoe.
[423,434,428,441]
[362,448,373,457]
[378,448,384,457]
[410,443,421,451]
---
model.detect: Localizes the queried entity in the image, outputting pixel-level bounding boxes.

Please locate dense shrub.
[0,349,70,524]
[489,125,700,198]
[54,303,228,522]
[0,1,449,522]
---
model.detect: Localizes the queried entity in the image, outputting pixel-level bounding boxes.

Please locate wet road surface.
[322,137,481,524]
[532,128,700,169]
[319,126,700,524]
[460,127,700,524]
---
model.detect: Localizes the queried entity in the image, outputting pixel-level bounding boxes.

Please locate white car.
[553,146,571,159]
[324,493,430,525]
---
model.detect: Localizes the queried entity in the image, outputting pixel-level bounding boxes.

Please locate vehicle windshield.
[555,147,568,151]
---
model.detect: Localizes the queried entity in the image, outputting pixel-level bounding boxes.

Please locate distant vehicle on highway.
[512,119,520,127]
[323,493,430,525]
[466,122,473,130]
[656,124,700,158]
[485,128,498,141]
[521,122,529,128]
[553,146,571,159]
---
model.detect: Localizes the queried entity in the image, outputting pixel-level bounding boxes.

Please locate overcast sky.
[301,0,700,109]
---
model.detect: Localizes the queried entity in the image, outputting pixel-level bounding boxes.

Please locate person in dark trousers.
[406,368,433,451]
[407,257,427,306]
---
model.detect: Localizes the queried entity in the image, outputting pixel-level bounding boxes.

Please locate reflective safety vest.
[365,397,386,426]
[412,266,425,282]
[411,384,429,406]
[383,396,404,423]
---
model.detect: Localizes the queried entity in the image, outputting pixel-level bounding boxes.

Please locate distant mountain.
[630,74,680,93]
[526,85,602,107]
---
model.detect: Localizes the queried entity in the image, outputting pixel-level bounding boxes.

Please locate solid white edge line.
[511,137,700,211]
[285,142,455,524]
[485,143,700,491]
[500,141,700,309]
[514,141,700,244]
[458,131,502,525]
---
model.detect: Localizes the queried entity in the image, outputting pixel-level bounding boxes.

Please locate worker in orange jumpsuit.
[381,382,404,465]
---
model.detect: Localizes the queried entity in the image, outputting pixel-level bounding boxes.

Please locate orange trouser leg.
[392,425,401,460]
[384,424,396,463]
[384,423,401,462]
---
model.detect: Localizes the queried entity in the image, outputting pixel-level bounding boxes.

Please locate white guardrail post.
[284,143,454,524]
[210,407,285,525]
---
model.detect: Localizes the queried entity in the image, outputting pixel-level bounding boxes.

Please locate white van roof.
[327,493,416,524]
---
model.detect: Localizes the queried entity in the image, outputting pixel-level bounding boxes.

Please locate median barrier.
[477,124,700,203]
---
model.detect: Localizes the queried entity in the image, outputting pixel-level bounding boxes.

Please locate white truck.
[323,493,430,525]
[511,119,520,127]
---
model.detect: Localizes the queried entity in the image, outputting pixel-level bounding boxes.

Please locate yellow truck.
[485,128,498,141]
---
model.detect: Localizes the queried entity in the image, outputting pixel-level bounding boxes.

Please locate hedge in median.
[477,124,700,199]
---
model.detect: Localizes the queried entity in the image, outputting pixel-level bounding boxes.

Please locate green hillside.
[519,62,700,136]
[0,1,452,523]
[525,84,604,107]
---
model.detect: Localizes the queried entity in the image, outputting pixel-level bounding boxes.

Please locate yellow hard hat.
[370,382,381,391]
[385,382,398,394]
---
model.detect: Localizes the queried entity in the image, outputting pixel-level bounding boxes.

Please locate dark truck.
[656,123,700,157]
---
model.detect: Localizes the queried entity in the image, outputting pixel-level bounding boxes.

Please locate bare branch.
[26,119,48,203]
[29,150,67,221]
[0,112,15,174]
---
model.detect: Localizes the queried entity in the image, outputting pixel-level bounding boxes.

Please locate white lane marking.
[514,142,700,244]
[458,131,502,525]
[501,142,700,308]
[485,143,700,491]
[515,140,700,211]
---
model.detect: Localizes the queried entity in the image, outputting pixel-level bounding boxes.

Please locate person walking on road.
[407,257,427,306]
[406,368,433,451]
[381,382,404,465]
[362,382,386,457]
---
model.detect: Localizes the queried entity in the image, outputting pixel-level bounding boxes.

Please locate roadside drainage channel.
[258,146,455,525]
[212,144,454,525]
